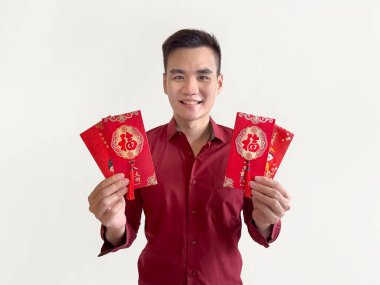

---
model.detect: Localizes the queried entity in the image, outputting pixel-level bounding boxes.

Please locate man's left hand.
[250,176,291,233]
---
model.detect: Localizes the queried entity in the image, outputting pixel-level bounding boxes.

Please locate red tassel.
[127,161,135,200]
[244,160,251,198]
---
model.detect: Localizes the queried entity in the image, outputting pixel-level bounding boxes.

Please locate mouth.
[179,99,203,105]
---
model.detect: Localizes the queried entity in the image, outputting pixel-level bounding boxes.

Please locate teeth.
[180,100,202,105]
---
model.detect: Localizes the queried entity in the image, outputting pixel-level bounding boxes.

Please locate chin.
[176,112,209,123]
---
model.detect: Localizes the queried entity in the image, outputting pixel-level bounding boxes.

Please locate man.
[88,29,291,285]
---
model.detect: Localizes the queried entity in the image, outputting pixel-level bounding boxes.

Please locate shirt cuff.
[98,223,133,257]
[247,219,282,248]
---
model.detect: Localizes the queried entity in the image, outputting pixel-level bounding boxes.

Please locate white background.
[1,0,379,284]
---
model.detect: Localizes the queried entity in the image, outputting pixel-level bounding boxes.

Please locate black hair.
[162,29,221,75]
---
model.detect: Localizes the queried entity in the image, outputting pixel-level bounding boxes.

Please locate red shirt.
[99,117,281,285]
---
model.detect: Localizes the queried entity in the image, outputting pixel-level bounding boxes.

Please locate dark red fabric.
[98,117,281,285]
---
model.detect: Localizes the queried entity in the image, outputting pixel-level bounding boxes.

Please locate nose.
[181,77,199,95]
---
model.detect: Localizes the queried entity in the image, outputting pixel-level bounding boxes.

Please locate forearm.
[105,225,126,247]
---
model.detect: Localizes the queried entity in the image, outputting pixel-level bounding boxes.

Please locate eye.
[173,75,184,80]
[198,76,209,81]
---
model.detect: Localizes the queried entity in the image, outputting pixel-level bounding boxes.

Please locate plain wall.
[1,0,379,284]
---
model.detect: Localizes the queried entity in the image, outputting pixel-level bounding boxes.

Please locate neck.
[174,115,211,146]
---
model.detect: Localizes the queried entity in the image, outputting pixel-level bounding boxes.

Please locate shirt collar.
[167,117,227,143]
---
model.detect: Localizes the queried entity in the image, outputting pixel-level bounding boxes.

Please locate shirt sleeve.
[98,191,143,257]
[242,197,281,248]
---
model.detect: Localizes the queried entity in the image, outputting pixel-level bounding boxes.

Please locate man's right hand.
[88,173,129,245]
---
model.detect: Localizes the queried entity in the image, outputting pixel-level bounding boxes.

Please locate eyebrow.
[169,68,213,74]
[197,68,213,74]
[169,69,185,74]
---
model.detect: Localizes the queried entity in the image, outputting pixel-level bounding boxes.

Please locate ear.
[163,73,168,95]
[216,73,224,95]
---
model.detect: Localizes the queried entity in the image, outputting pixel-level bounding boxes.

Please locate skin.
[88,173,128,246]
[88,46,291,245]
[250,177,291,238]
[163,47,223,156]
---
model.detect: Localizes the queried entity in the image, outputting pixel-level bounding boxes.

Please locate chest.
[139,137,244,221]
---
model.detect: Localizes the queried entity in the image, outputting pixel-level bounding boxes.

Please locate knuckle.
[117,180,125,188]
[271,200,280,209]
[109,206,118,215]
[272,191,281,200]
[271,179,279,188]
[99,199,110,210]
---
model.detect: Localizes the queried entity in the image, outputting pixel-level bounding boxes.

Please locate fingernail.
[115,173,125,179]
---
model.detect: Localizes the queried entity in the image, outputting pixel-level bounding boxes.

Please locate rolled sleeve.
[243,197,282,247]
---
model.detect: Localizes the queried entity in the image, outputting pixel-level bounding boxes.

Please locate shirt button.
[191,179,196,184]
[189,271,196,277]
[191,209,197,214]
[192,240,197,245]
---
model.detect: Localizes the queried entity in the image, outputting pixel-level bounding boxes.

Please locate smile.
[180,99,203,105]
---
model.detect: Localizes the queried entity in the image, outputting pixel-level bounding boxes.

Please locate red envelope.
[101,110,157,200]
[80,121,114,178]
[265,125,294,179]
[224,112,275,198]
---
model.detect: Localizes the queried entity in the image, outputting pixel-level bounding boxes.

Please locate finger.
[252,202,279,225]
[92,178,129,208]
[251,190,285,218]
[110,196,125,215]
[254,176,289,198]
[88,173,125,202]
[250,181,289,210]
[95,187,127,216]
[102,196,125,224]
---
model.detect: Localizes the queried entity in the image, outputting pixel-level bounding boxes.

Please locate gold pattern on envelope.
[235,126,267,160]
[103,111,140,123]
[238,112,274,124]
[95,121,104,130]
[147,174,158,186]
[111,125,144,159]
[223,176,234,188]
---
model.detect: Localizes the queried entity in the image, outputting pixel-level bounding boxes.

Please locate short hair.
[162,29,221,75]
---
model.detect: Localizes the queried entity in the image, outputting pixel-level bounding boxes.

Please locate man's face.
[163,47,223,125]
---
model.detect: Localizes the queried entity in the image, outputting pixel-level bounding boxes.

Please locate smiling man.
[88,29,291,285]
